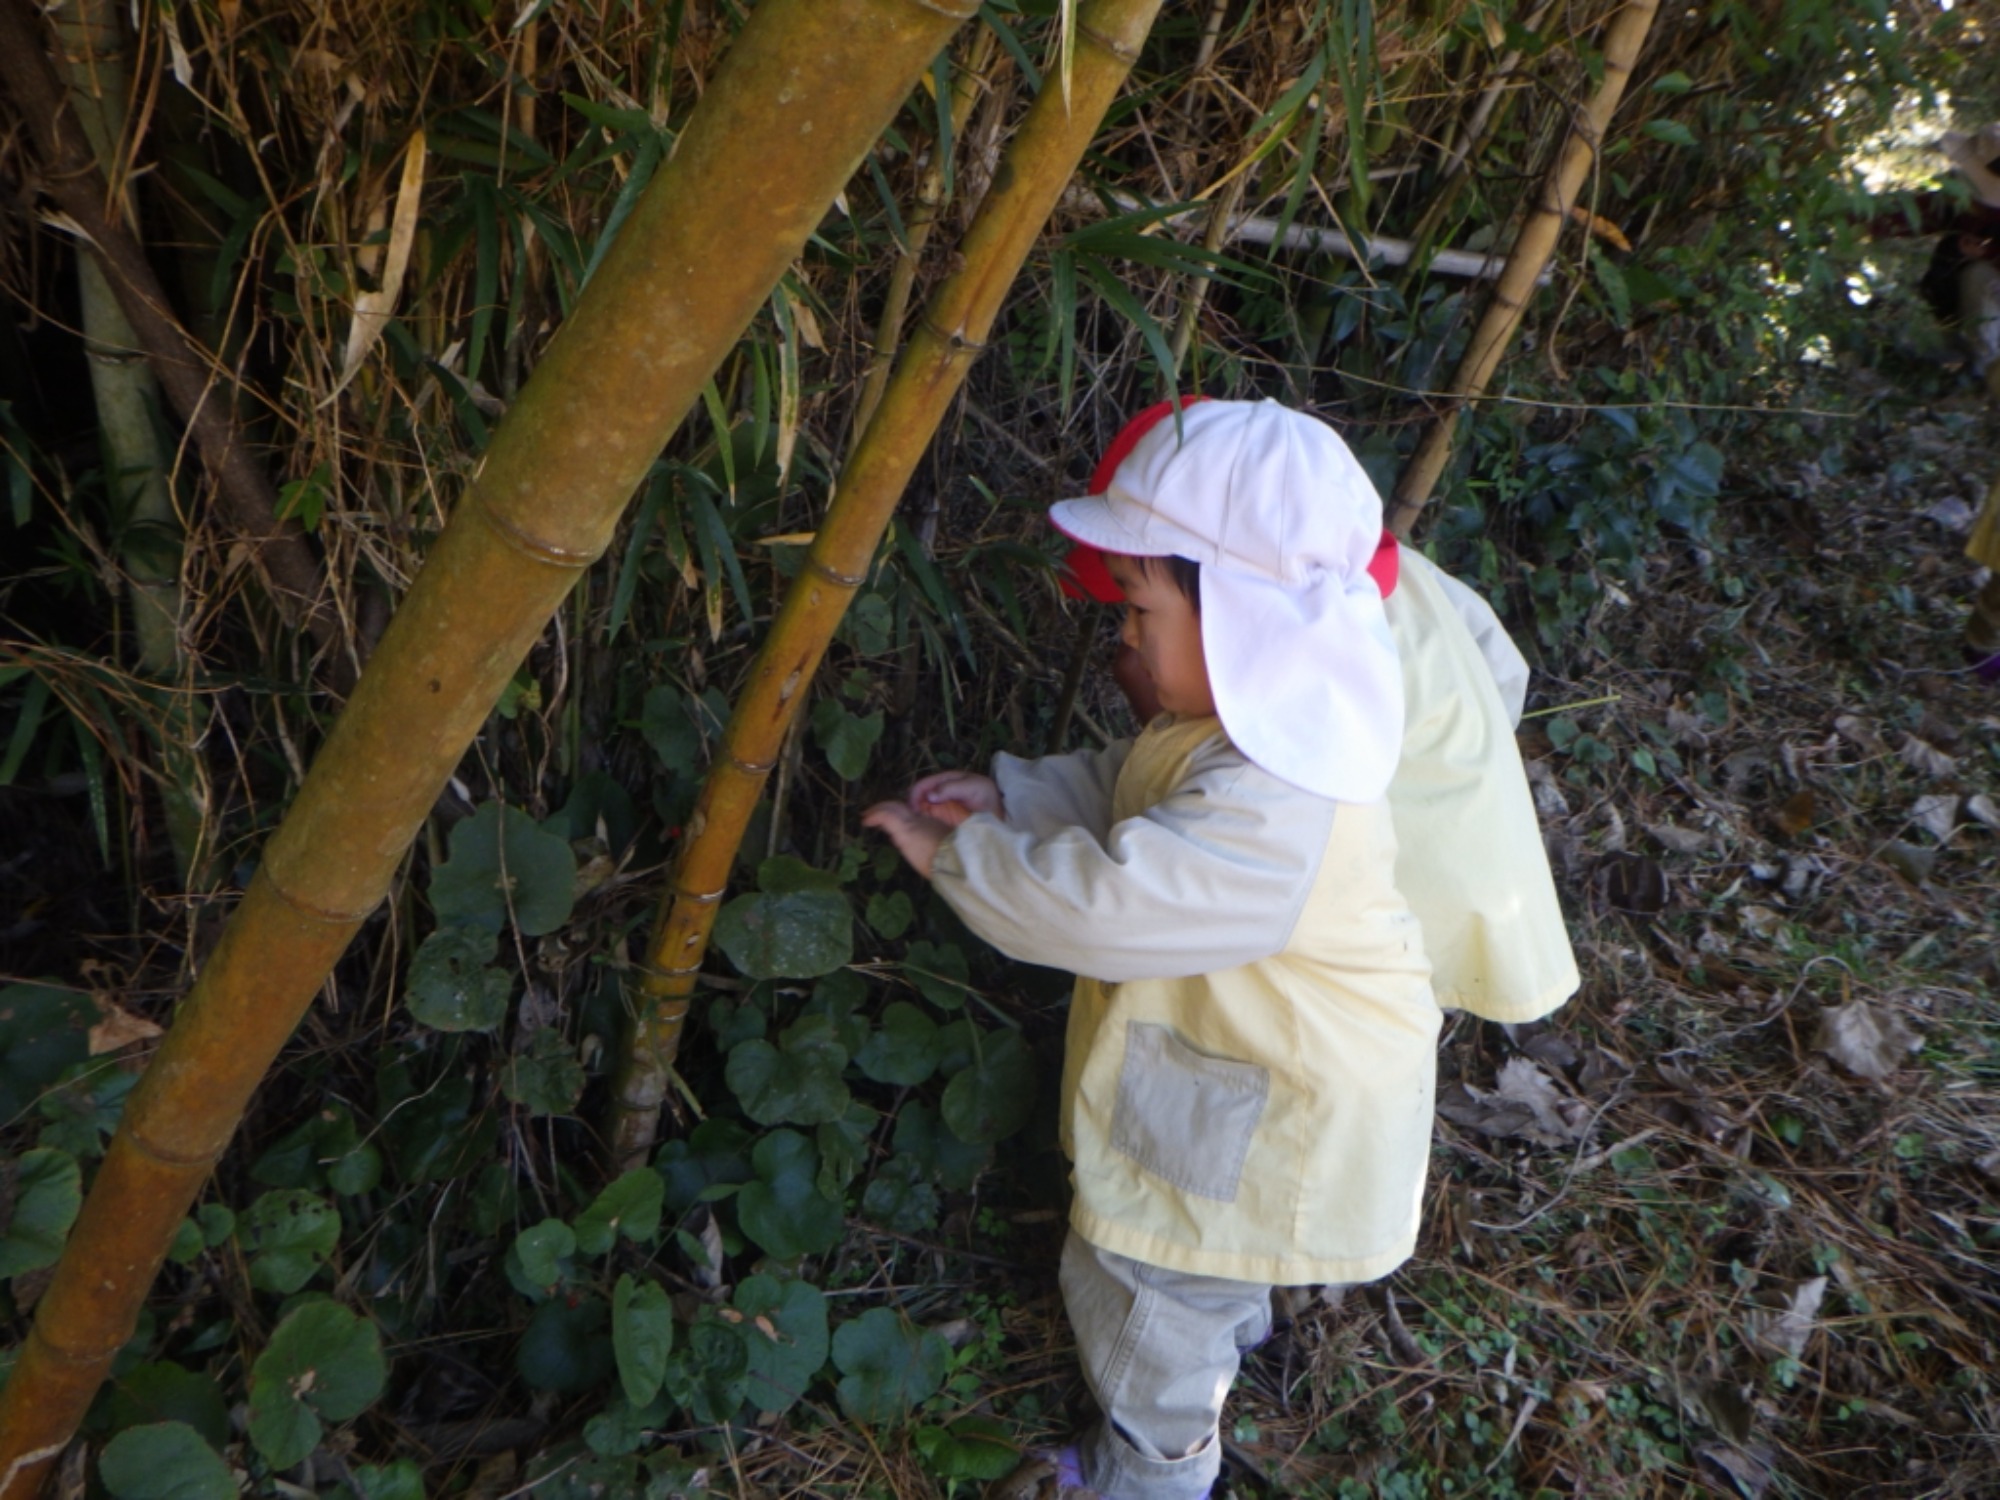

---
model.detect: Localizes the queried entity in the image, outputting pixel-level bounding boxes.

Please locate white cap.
[1049,399,1404,802]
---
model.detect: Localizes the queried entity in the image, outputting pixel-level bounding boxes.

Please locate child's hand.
[907,771,1003,828]
[861,802,952,879]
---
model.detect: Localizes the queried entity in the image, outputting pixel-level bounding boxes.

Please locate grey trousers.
[1059,1232,1274,1500]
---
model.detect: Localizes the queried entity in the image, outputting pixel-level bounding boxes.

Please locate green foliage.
[712,858,853,979]
[0,1146,80,1277]
[612,1273,675,1407]
[430,802,578,936]
[404,926,513,1031]
[247,1301,388,1469]
[0,982,94,1124]
[237,1190,340,1294]
[832,1307,950,1425]
[97,1423,236,1500]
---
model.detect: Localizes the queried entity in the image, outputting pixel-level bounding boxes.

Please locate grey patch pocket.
[1110,1023,1270,1202]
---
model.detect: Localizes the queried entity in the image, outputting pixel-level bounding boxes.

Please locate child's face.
[1105,554,1215,719]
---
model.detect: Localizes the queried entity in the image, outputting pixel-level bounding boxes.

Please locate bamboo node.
[259,865,376,927]
[728,753,778,776]
[808,558,869,588]
[470,494,602,570]
[676,885,729,904]
[920,314,987,353]
[902,0,981,19]
[1079,23,1142,64]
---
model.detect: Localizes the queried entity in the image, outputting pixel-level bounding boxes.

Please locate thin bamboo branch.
[0,1,972,1489]
[1399,0,1558,290]
[1387,0,1661,539]
[849,25,998,450]
[1088,188,1544,282]
[0,0,346,667]
[608,0,1169,1167]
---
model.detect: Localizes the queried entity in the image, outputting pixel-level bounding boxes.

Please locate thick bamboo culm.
[0,2,972,1490]
[609,0,1169,1167]
[1387,0,1661,538]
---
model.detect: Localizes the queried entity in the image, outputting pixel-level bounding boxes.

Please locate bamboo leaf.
[331,129,426,401]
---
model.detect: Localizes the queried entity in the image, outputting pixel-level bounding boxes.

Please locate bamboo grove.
[0,0,1988,1493]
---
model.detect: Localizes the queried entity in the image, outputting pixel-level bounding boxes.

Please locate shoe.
[987,1446,1100,1500]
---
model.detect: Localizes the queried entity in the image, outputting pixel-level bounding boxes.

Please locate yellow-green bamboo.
[0,0,343,662]
[849,25,998,451]
[1388,0,1660,539]
[53,0,207,879]
[0,2,970,1489]
[610,0,1168,1167]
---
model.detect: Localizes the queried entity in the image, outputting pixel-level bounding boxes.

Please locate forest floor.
[735,350,2000,1499]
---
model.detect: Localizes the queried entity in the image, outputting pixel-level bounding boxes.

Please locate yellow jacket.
[932,716,1439,1285]
[1386,549,1578,1022]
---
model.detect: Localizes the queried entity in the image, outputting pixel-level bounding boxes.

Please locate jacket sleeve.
[931,737,1335,982]
[1424,558,1531,727]
[991,741,1131,843]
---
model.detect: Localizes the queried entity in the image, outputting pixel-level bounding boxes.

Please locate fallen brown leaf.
[1773,788,1816,838]
[88,1000,163,1055]
[1909,794,1959,842]
[1898,734,1957,779]
[1752,1275,1827,1362]
[1814,1000,1920,1081]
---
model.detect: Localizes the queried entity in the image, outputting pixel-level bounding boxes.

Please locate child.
[864,399,1569,1500]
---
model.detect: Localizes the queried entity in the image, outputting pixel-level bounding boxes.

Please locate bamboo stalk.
[52,0,207,880]
[0,2,971,1489]
[849,25,998,450]
[0,0,346,667]
[1387,0,1661,539]
[609,0,1169,1167]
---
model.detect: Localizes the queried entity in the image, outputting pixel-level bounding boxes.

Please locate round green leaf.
[854,1002,941,1087]
[661,1319,750,1425]
[500,1028,586,1117]
[736,1274,829,1416]
[98,1422,236,1500]
[238,1190,340,1295]
[612,1273,675,1407]
[350,1461,426,1500]
[861,1156,940,1234]
[655,1119,755,1217]
[576,1169,665,1256]
[903,940,970,1011]
[725,1016,851,1126]
[713,888,851,980]
[0,982,93,1124]
[518,1297,613,1394]
[736,1130,844,1261]
[810,699,883,781]
[831,1307,949,1426]
[0,1147,80,1278]
[940,1028,1036,1145]
[508,1219,577,1296]
[405,926,512,1032]
[430,802,577,936]
[248,1302,387,1469]
[864,890,913,940]
[893,1101,991,1192]
[915,1416,1023,1482]
[103,1362,229,1450]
